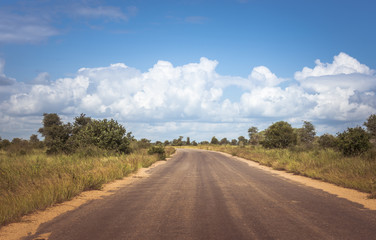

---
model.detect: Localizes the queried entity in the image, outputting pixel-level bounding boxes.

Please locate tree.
[211,136,219,145]
[38,113,72,154]
[298,121,316,145]
[337,127,370,156]
[248,126,259,145]
[318,134,337,149]
[220,138,229,145]
[76,118,131,154]
[73,113,92,134]
[192,140,198,146]
[186,137,191,145]
[364,114,376,139]
[238,136,247,146]
[231,139,238,145]
[261,121,297,148]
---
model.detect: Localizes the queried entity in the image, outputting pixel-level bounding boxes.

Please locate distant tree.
[364,114,376,139]
[211,136,219,145]
[337,127,370,156]
[38,113,72,154]
[172,136,184,146]
[238,136,247,146]
[186,137,191,145]
[200,141,209,145]
[248,126,259,145]
[164,140,170,146]
[231,139,238,145]
[0,139,11,149]
[192,140,198,146]
[318,134,338,149]
[261,121,297,148]
[220,138,229,145]
[298,121,316,145]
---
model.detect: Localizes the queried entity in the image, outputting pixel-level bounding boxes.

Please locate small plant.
[148,145,166,160]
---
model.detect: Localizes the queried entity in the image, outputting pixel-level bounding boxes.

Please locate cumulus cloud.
[0,53,375,140]
[0,59,16,86]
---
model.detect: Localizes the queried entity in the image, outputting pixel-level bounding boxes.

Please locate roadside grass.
[0,147,175,226]
[192,145,376,198]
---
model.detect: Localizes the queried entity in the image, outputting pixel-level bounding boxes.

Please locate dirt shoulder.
[217,151,376,210]
[0,160,168,240]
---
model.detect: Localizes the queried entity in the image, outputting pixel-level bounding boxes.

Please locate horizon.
[0,0,375,141]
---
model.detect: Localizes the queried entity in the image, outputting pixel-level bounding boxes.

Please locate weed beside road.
[0,147,175,226]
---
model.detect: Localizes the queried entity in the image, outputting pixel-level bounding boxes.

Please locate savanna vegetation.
[0,113,175,226]
[187,114,376,198]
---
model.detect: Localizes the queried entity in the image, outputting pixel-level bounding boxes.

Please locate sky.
[0,0,376,142]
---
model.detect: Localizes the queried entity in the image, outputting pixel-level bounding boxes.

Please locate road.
[26,149,376,240]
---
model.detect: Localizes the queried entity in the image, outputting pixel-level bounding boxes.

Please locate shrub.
[261,121,297,148]
[318,134,338,149]
[337,127,370,156]
[148,145,166,160]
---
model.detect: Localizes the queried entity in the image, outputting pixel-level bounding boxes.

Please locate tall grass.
[194,145,376,198]
[0,147,173,226]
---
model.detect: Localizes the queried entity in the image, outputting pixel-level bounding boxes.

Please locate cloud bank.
[0,53,375,140]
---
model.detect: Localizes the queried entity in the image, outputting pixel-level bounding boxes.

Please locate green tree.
[73,113,92,134]
[298,121,316,145]
[248,126,259,145]
[318,134,338,149]
[220,138,229,145]
[210,136,219,145]
[231,139,238,145]
[38,113,72,154]
[261,121,297,148]
[186,137,191,145]
[76,119,131,154]
[364,114,376,139]
[337,127,370,156]
[238,136,247,146]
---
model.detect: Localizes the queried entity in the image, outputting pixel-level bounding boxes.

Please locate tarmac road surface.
[26,149,376,240]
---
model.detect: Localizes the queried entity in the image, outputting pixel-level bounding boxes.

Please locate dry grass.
[0,147,174,226]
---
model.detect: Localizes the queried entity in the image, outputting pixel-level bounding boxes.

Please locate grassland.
[0,147,175,226]
[193,145,376,198]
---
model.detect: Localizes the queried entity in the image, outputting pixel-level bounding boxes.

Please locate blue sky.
[0,0,376,141]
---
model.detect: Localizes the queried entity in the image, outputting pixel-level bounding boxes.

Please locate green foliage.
[237,136,247,146]
[261,121,297,148]
[148,145,166,160]
[248,126,259,145]
[172,136,184,146]
[298,121,316,145]
[337,127,370,156]
[38,113,73,154]
[220,138,229,145]
[210,136,219,145]
[364,114,376,139]
[318,134,338,149]
[76,119,131,154]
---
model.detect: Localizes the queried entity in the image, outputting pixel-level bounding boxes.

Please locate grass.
[192,145,376,198]
[0,147,175,226]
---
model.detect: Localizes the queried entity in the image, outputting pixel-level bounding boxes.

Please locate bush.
[318,134,338,149]
[148,145,166,160]
[337,127,370,156]
[261,121,297,148]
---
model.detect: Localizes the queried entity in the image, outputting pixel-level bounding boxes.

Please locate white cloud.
[0,59,16,86]
[0,53,375,141]
[295,52,374,80]
[0,12,58,43]
[74,6,129,20]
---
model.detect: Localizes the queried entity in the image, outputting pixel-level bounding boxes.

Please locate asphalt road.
[26,149,376,240]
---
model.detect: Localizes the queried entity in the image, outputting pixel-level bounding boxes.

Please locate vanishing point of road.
[26,149,376,240]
